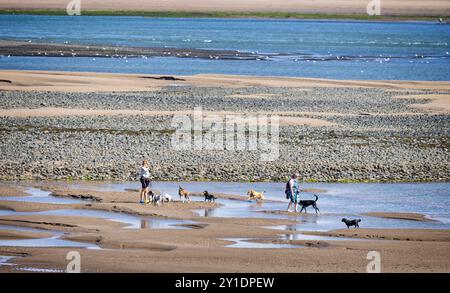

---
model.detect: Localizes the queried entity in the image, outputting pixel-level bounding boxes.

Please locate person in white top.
[139,160,151,204]
[285,173,300,212]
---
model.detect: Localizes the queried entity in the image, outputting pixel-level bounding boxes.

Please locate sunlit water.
[0,182,449,249]
[0,255,16,266]
[223,238,304,249]
[0,224,99,249]
[2,188,84,204]
[0,187,199,229]
[95,181,450,231]
[1,15,449,80]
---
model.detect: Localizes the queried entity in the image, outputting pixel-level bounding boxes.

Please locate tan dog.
[178,186,191,202]
[247,190,265,201]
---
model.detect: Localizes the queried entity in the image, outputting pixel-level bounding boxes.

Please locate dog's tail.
[314,194,319,202]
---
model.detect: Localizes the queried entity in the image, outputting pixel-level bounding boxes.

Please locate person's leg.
[139,178,146,203]
[287,194,294,212]
[144,179,150,203]
[140,188,145,202]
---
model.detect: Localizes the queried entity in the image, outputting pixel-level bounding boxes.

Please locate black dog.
[203,190,217,202]
[298,194,320,214]
[342,218,361,228]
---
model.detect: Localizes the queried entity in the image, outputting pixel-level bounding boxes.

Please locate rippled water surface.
[1,15,449,80]
[0,181,449,249]
[94,181,450,230]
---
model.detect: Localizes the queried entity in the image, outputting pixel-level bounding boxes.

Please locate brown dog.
[178,186,191,202]
[247,190,265,201]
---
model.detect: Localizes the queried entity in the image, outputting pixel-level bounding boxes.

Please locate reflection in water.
[3,186,201,231]
[2,187,84,205]
[2,181,450,251]
[283,225,301,232]
[0,226,100,249]
[0,255,16,266]
[223,238,304,249]
[82,180,450,229]
[200,208,216,217]
[140,219,148,229]
[279,233,366,242]
[250,202,264,209]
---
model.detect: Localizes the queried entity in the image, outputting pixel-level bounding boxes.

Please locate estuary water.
[1,15,449,80]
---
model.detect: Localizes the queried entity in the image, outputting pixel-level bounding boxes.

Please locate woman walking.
[139,160,151,204]
[285,173,300,212]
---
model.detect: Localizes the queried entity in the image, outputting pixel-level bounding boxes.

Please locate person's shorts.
[287,192,298,203]
[140,177,150,189]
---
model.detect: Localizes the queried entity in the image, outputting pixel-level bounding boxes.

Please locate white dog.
[152,194,162,204]
[153,193,173,205]
[161,193,173,202]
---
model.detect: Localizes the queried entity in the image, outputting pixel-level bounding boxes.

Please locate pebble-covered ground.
[0,87,448,182]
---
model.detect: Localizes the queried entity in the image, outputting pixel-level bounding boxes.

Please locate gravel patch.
[0,87,448,182]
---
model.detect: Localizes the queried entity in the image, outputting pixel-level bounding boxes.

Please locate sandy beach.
[0,71,449,272]
[0,182,449,273]
[0,70,449,182]
[2,70,450,92]
[0,4,449,278]
[0,0,449,17]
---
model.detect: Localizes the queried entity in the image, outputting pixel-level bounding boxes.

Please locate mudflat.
[0,70,449,182]
[0,182,449,273]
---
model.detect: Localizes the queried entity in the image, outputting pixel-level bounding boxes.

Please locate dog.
[178,186,190,202]
[147,190,155,202]
[152,194,162,204]
[298,194,320,214]
[161,193,173,202]
[203,190,216,202]
[342,218,361,228]
[151,193,172,205]
[247,190,265,201]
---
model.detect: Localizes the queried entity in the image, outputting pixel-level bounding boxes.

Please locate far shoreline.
[0,178,447,184]
[0,9,447,23]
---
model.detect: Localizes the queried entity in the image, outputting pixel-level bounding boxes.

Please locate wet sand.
[363,212,435,222]
[0,183,449,272]
[2,70,450,93]
[0,69,449,272]
[0,186,27,197]
[395,94,450,114]
[0,70,449,182]
[303,228,450,241]
[0,40,264,61]
[0,229,53,240]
